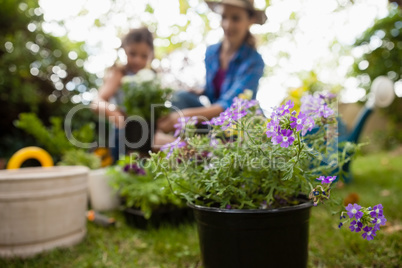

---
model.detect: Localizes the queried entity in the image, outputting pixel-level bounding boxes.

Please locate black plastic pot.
[124,206,194,230]
[124,120,155,154]
[189,201,313,268]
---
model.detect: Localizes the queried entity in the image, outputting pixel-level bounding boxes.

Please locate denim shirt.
[204,42,265,110]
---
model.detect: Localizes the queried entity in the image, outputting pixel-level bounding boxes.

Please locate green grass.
[0,215,200,268]
[1,152,401,267]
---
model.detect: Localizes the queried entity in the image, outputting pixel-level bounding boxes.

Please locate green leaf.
[282,167,294,181]
[145,4,154,14]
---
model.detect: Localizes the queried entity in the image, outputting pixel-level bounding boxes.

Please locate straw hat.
[205,0,267,25]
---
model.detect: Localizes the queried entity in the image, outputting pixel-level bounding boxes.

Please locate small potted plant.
[15,113,120,211]
[148,92,387,267]
[121,69,172,154]
[108,154,192,229]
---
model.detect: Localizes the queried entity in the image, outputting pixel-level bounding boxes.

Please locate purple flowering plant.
[336,203,387,240]
[149,91,382,240]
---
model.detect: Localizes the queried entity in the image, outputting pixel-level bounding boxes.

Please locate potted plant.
[108,155,192,229]
[15,113,120,211]
[120,69,172,154]
[148,92,387,267]
[58,149,122,211]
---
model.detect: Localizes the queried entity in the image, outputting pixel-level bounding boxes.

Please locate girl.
[92,27,172,161]
[157,0,266,134]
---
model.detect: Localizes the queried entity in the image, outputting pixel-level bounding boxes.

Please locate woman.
[157,0,266,134]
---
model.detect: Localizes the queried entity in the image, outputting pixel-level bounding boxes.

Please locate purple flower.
[173,116,198,137]
[222,111,247,131]
[370,204,383,217]
[161,137,186,159]
[265,121,279,138]
[123,164,131,172]
[362,226,376,241]
[301,116,315,136]
[203,97,257,130]
[202,110,227,126]
[300,94,334,120]
[203,113,226,126]
[349,220,363,232]
[345,203,364,219]
[270,108,282,122]
[300,95,322,116]
[316,176,337,184]
[209,134,219,147]
[319,103,334,118]
[240,98,258,109]
[372,215,387,231]
[226,204,232,209]
[123,163,146,175]
[229,108,248,121]
[278,100,294,115]
[290,112,307,131]
[319,92,337,100]
[273,129,295,148]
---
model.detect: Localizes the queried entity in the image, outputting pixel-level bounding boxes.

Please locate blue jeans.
[170,91,205,111]
[111,127,122,163]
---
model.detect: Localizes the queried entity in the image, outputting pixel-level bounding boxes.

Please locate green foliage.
[350,4,402,146]
[15,113,74,156]
[145,4,155,14]
[72,122,97,147]
[58,149,101,170]
[108,155,186,219]
[0,0,96,158]
[15,112,99,168]
[351,5,402,86]
[121,70,173,120]
[0,0,94,109]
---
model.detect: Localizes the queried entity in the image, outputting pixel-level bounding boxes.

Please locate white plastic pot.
[88,168,120,211]
[0,166,88,258]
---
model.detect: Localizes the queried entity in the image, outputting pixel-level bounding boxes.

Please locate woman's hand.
[157,112,180,133]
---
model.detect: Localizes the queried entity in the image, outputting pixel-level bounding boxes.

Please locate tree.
[350,3,402,147]
[0,0,96,158]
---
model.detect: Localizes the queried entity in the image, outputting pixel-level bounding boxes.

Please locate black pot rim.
[187,199,313,214]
